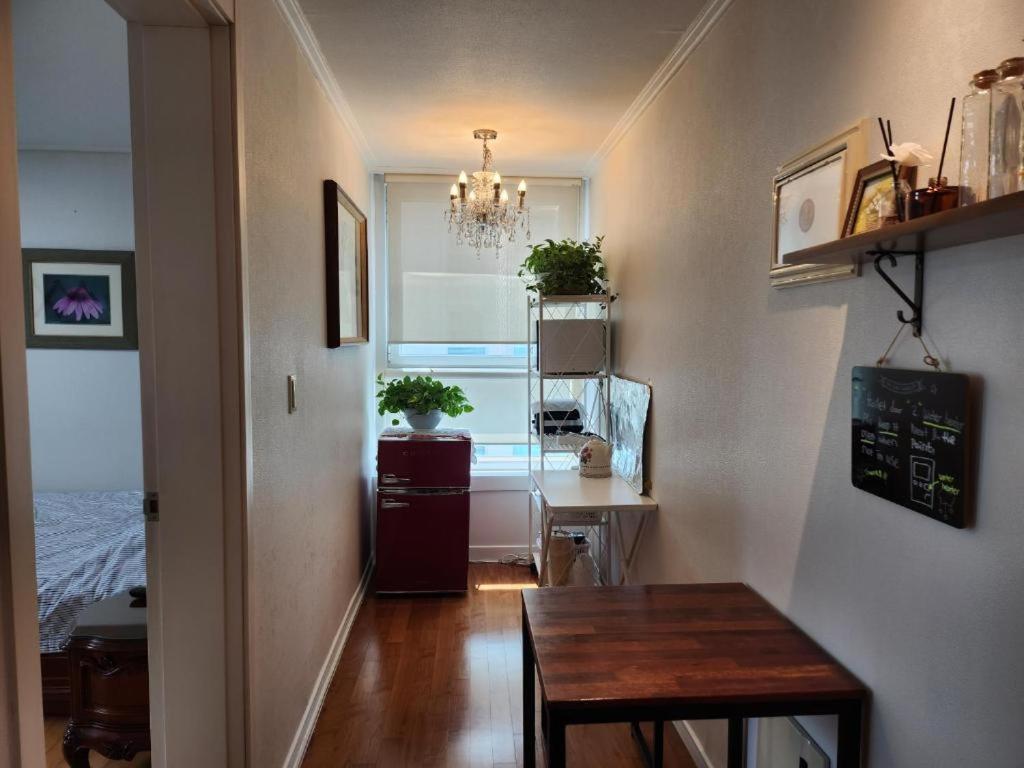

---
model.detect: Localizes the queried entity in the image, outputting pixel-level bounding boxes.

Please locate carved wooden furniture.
[62,591,149,767]
[522,583,868,768]
[41,651,71,716]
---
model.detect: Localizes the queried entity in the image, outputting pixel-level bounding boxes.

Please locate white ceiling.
[298,0,708,176]
[12,0,130,151]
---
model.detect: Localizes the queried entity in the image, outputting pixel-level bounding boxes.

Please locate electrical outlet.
[287,375,297,413]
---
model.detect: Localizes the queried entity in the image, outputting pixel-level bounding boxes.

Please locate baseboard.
[282,556,374,768]
[674,720,716,768]
[469,545,530,563]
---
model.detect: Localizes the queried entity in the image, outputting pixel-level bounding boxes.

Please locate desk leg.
[727,718,744,768]
[522,601,535,768]
[628,721,664,768]
[547,709,566,768]
[837,702,863,767]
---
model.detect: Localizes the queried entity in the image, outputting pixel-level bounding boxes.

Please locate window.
[384,175,582,473]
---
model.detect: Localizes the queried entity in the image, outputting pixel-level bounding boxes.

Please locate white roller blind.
[386,176,581,343]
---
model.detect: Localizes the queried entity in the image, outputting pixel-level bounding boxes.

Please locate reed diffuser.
[908,97,961,218]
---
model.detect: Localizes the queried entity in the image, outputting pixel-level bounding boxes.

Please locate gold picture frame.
[770,120,870,288]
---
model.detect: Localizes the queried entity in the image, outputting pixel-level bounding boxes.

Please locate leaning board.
[851,366,971,528]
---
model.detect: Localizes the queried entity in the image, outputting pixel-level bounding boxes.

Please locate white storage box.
[536,319,605,375]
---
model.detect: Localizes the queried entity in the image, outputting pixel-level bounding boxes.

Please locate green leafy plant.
[376,374,474,426]
[517,236,607,295]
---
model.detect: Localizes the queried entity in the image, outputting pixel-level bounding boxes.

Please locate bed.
[34,491,146,715]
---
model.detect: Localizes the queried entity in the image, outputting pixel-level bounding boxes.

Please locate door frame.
[0,0,246,765]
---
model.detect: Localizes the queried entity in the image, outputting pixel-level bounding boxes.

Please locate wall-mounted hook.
[869,249,924,337]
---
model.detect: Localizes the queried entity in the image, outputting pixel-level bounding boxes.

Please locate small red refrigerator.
[375,428,472,593]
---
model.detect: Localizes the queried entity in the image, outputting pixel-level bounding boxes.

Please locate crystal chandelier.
[446,129,529,255]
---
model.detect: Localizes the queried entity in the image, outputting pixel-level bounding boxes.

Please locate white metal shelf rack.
[526,293,613,583]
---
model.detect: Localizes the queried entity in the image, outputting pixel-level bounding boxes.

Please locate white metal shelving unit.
[526,293,613,583]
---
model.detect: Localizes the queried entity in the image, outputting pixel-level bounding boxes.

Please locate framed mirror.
[324,179,369,346]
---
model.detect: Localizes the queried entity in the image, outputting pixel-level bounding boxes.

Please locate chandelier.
[446,129,529,255]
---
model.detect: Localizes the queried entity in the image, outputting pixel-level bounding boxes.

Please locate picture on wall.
[770,120,869,288]
[324,179,369,347]
[22,249,138,350]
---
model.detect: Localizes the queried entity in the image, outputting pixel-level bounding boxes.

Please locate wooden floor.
[302,563,697,767]
[43,719,150,767]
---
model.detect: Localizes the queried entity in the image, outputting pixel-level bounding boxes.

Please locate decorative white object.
[578,437,611,479]
[882,142,934,166]
[446,129,529,256]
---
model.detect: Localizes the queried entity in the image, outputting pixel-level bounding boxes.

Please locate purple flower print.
[53,286,105,321]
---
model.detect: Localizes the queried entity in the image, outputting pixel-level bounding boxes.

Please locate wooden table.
[522,583,867,768]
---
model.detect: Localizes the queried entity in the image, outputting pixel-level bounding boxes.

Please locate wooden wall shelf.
[785,190,1024,266]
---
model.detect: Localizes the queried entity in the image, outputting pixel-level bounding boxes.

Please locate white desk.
[530,469,657,586]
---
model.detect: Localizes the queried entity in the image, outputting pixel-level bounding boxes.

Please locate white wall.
[236,1,372,764]
[18,149,142,491]
[469,480,530,562]
[591,0,1024,766]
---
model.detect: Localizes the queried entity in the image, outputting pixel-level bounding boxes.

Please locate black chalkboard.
[851,367,972,528]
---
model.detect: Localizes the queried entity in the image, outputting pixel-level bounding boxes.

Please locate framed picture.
[324,179,369,347]
[22,249,138,350]
[770,120,869,287]
[842,161,917,237]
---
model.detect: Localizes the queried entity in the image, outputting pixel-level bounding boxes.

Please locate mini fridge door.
[377,437,471,489]
[375,489,470,593]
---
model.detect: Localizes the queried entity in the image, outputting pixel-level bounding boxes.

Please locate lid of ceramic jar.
[997,57,1024,78]
[971,69,999,89]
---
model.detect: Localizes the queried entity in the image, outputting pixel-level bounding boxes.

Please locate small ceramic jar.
[579,437,612,478]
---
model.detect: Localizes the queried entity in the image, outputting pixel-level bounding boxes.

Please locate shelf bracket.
[869,249,924,337]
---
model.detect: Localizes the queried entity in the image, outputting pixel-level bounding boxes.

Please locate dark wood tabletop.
[522,582,868,768]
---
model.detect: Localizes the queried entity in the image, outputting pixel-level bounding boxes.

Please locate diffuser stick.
[878,117,903,220]
[936,97,956,185]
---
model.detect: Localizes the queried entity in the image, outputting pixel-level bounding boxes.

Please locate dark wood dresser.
[62,591,150,767]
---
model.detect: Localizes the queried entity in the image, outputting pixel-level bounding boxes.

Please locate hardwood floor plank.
[301,563,697,768]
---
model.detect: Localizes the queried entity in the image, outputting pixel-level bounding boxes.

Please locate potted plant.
[517,236,607,296]
[376,374,474,430]
[518,237,608,375]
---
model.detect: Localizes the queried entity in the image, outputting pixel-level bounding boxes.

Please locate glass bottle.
[960,69,998,205]
[989,57,1024,198]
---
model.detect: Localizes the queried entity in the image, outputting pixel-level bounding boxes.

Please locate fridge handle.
[381,499,410,509]
[381,473,411,484]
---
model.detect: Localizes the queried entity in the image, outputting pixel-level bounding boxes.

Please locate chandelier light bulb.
[469,189,477,201]
[493,173,501,187]
[518,179,527,193]
[449,184,458,198]
[458,171,468,185]
[500,189,509,203]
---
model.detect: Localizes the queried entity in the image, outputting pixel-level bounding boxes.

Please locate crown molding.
[585,0,735,175]
[273,0,376,166]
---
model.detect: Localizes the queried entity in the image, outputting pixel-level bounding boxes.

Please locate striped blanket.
[33,491,146,653]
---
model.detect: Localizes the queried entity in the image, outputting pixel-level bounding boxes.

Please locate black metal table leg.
[727,718,744,768]
[522,601,535,768]
[547,711,566,768]
[837,702,863,767]
[629,721,665,768]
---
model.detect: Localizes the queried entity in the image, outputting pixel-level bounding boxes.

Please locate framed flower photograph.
[770,120,869,287]
[22,249,138,350]
[324,179,369,347]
